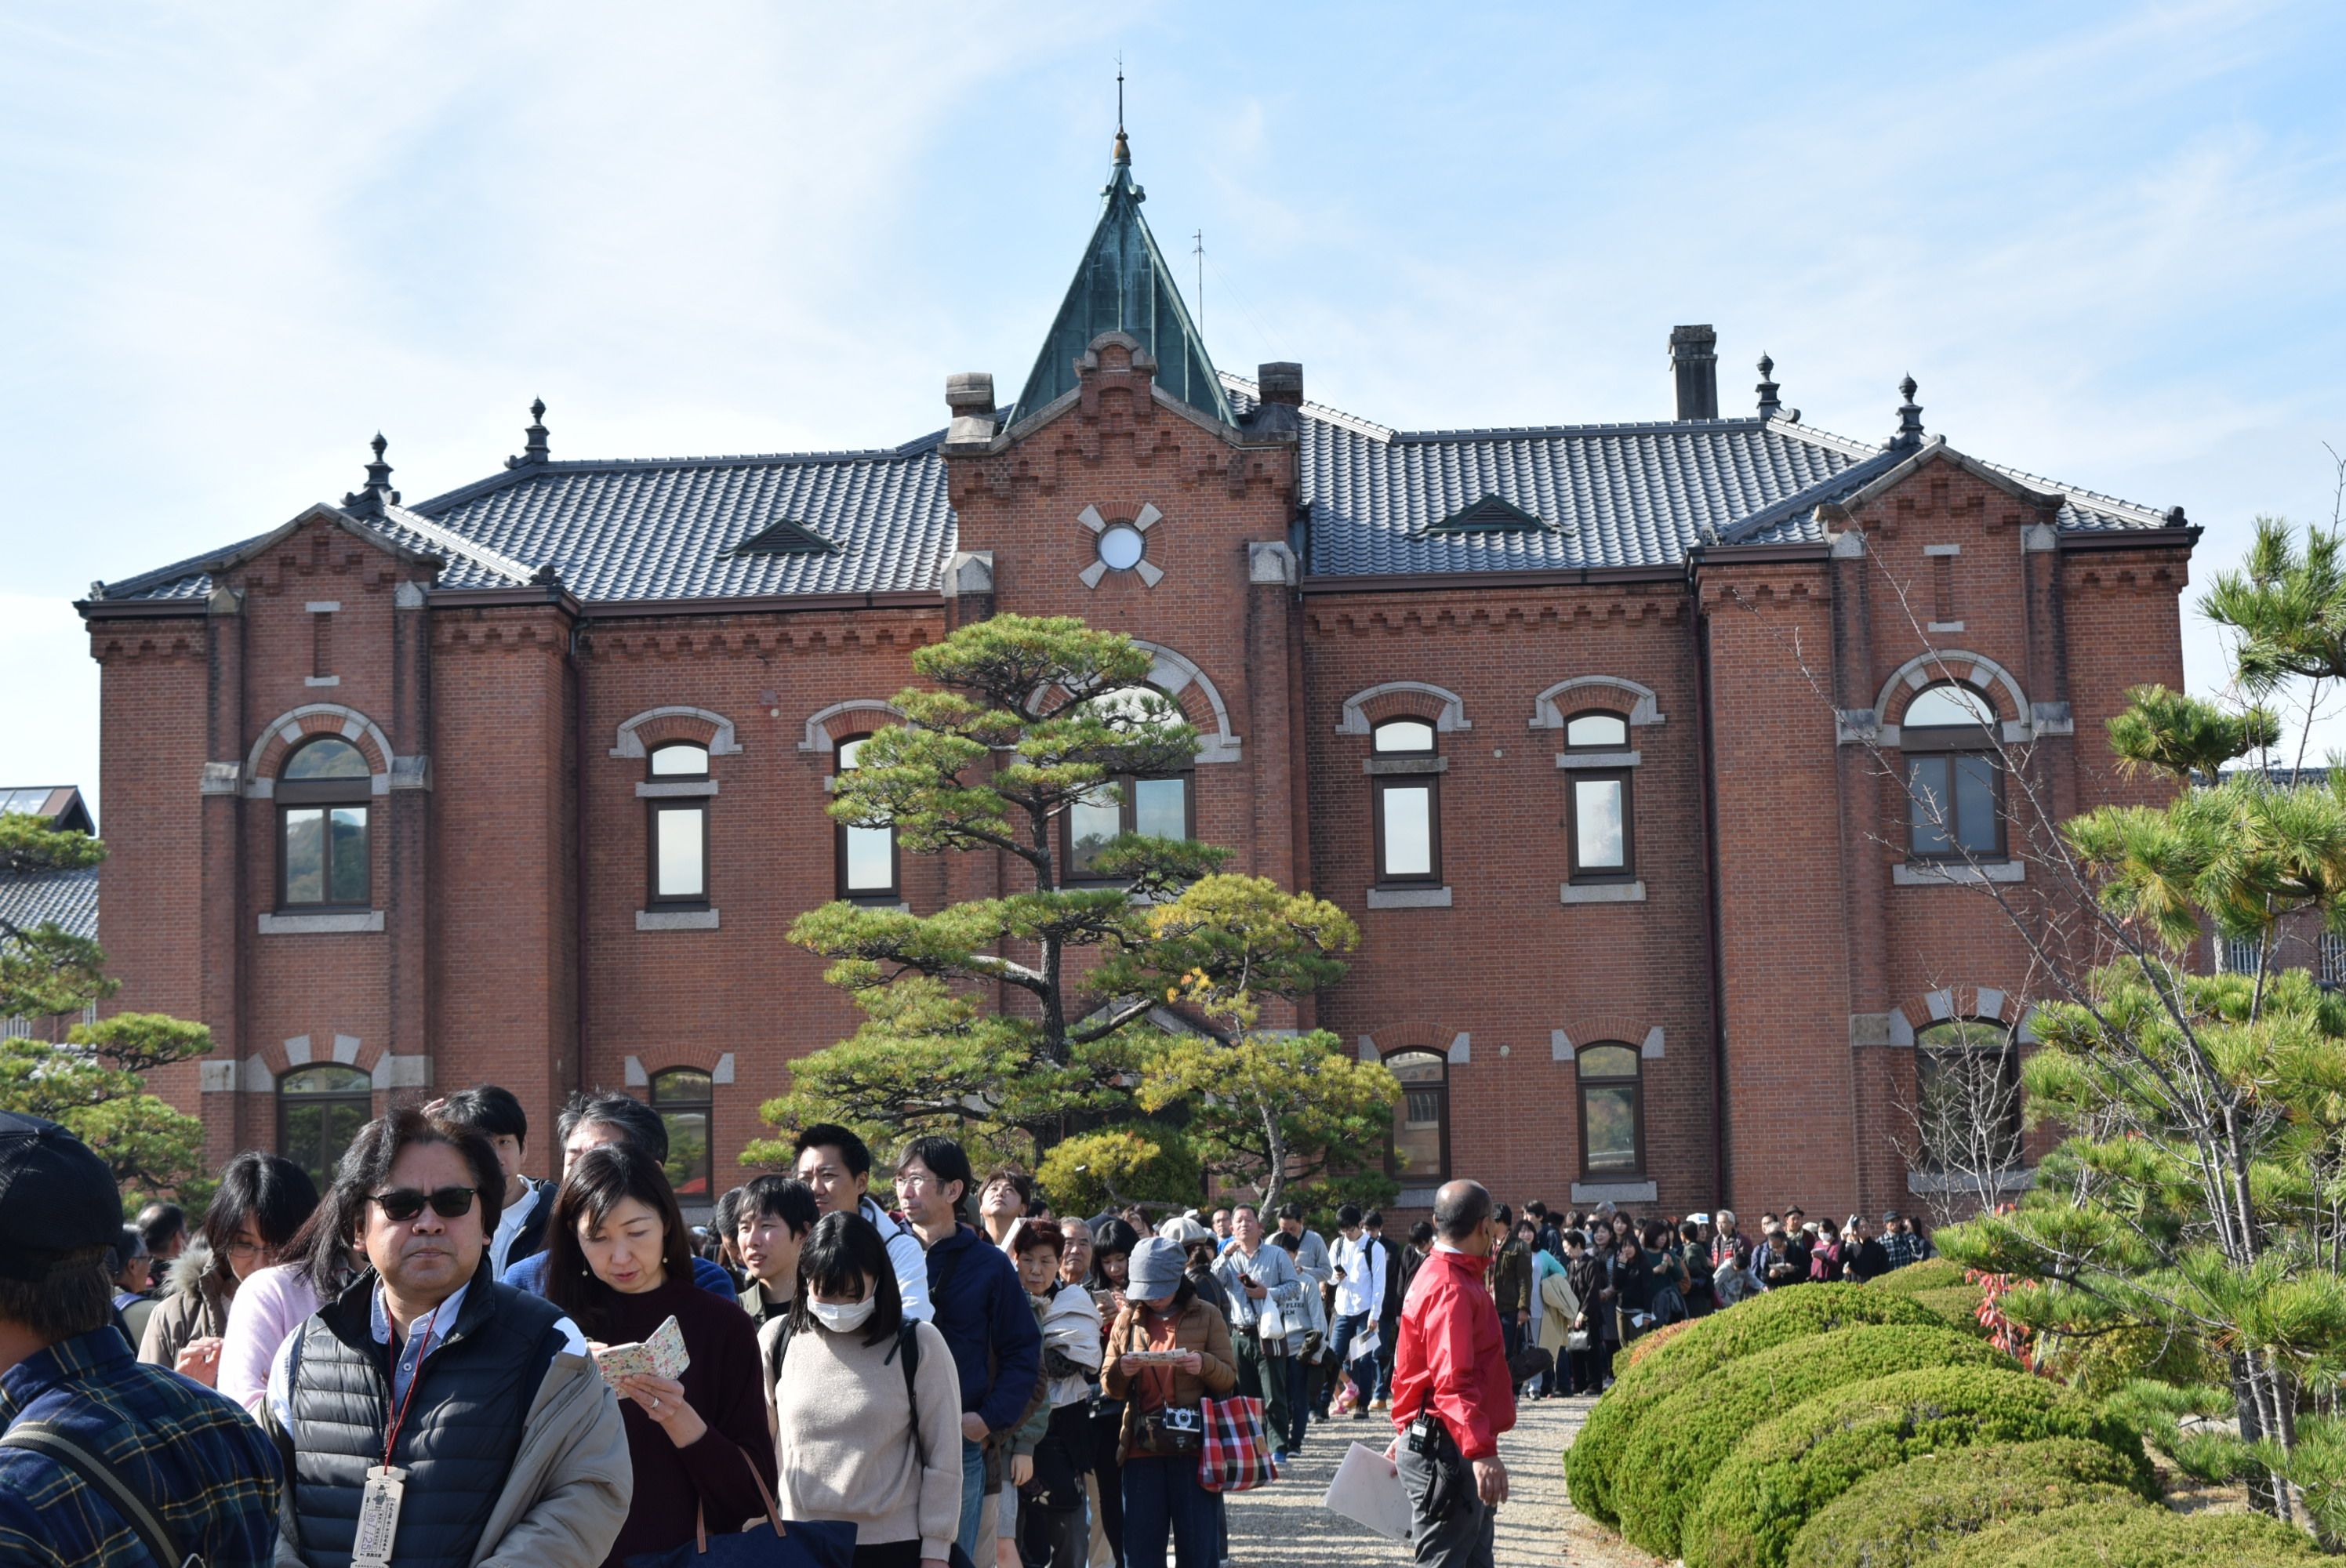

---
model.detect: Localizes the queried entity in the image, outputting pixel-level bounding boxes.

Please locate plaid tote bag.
[1197,1394,1276,1492]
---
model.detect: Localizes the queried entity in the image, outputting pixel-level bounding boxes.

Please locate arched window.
[1371,718,1441,884]
[1913,1018,2023,1171]
[278,1063,372,1194]
[646,742,710,906]
[1385,1050,1450,1182]
[1563,710,1634,883]
[278,735,372,909]
[650,1068,714,1200]
[835,735,899,899]
[1577,1044,1643,1177]
[1063,688,1196,881]
[1901,683,2003,859]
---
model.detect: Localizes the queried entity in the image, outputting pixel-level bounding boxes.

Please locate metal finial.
[509,397,551,468]
[1111,56,1130,165]
[346,431,397,514]
[1756,354,1781,418]
[1891,374,1926,450]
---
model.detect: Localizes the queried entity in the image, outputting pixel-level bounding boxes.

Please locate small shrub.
[1563,1283,1945,1526]
[1614,1323,2010,1559]
[1872,1257,1970,1297]
[1679,1365,2153,1568]
[1912,1283,1992,1334]
[2033,1323,2226,1400]
[1968,1505,2317,1567]
[1939,1501,2173,1568]
[1787,1439,2159,1568]
[1623,1316,1696,1369]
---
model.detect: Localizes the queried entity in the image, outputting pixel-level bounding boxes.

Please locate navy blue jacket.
[924,1225,1044,1434]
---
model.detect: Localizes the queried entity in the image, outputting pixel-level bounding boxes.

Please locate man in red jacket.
[1390,1179,1515,1566]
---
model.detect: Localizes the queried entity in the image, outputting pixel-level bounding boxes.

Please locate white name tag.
[353,1464,406,1568]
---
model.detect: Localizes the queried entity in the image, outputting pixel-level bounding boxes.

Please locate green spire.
[1008,129,1233,428]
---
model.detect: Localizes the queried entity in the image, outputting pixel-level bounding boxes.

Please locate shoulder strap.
[2,1421,198,1568]
[765,1317,796,1393]
[895,1322,928,1470]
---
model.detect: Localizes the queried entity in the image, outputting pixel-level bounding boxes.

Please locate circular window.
[1098,524,1145,572]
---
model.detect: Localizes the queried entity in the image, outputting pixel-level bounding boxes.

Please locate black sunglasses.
[369,1185,485,1222]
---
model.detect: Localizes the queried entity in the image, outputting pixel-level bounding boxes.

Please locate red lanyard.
[381,1301,445,1469]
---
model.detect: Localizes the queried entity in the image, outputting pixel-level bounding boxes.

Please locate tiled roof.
[0,864,99,942]
[98,385,2180,605]
[1286,404,1877,574]
[104,436,957,604]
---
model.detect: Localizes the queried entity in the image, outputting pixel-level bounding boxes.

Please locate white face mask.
[810,1295,877,1334]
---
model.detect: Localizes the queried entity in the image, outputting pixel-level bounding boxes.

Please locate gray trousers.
[1397,1444,1494,1568]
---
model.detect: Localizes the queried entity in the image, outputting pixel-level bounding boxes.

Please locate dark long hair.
[303,1108,505,1293]
[544,1143,693,1340]
[785,1210,902,1348]
[201,1152,319,1287]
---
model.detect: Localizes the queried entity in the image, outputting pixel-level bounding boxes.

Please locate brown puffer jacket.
[138,1243,234,1372]
[1101,1294,1237,1461]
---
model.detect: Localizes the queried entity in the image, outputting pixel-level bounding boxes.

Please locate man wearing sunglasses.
[263,1106,632,1568]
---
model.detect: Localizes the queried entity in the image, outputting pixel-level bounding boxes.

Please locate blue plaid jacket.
[0,1324,282,1566]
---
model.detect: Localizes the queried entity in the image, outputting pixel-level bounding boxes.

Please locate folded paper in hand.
[1322,1441,1413,1543]
[591,1315,689,1388]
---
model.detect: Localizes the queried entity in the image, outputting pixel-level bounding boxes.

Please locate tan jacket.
[1101,1298,1237,1461]
[1535,1269,1581,1358]
[138,1266,233,1371]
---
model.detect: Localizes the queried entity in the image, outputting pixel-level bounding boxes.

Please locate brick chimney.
[1258,362,1303,407]
[1669,325,1719,420]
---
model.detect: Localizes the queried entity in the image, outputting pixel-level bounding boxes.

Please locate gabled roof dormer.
[1007,129,1232,429]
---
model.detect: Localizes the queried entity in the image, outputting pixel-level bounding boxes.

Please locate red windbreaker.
[1389,1245,1516,1461]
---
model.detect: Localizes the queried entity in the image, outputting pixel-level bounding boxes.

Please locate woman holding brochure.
[546,1142,775,1566]
[1102,1236,1237,1568]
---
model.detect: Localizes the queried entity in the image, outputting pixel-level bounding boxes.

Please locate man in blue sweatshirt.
[897,1134,1044,1565]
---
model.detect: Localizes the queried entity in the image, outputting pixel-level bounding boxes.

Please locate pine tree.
[0,812,212,1192]
[748,615,1380,1182]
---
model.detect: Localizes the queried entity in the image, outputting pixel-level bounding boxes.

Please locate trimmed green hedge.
[1959,1505,2316,1567]
[1563,1283,1945,1526]
[1940,1501,2173,1568]
[1871,1257,1970,1297]
[1679,1365,2153,1568]
[1787,1439,2159,1568]
[1613,1323,2010,1558]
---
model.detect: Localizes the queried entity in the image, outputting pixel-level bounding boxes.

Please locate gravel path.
[1219,1394,1664,1566]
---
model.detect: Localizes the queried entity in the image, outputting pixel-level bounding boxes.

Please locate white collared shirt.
[488,1181,542,1276]
[1331,1232,1385,1318]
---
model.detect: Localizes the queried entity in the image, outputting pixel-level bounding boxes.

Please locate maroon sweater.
[591,1272,775,1565]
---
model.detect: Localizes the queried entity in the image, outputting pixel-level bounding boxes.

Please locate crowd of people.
[1477,1199,1939,1398]
[0,1084,1930,1568]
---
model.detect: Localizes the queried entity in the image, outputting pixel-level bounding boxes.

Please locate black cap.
[0,1112,123,1282]
[1882,1210,1902,1223]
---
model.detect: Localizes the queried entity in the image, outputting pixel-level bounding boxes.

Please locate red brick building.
[78,133,2196,1217]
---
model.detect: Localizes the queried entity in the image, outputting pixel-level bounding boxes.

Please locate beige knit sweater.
[761,1315,963,1559]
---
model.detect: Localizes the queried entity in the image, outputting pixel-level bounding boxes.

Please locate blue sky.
[5,2,2343,817]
